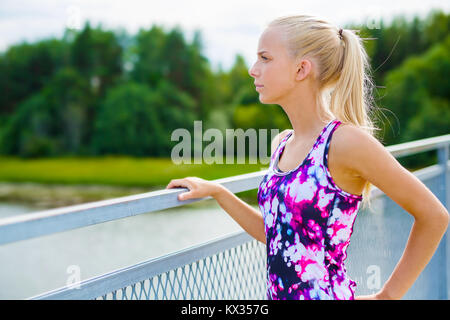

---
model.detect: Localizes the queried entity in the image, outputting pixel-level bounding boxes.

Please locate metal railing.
[0,134,449,300]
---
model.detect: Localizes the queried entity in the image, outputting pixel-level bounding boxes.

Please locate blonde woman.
[166,15,449,300]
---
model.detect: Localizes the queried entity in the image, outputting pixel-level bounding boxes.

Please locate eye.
[261,56,268,61]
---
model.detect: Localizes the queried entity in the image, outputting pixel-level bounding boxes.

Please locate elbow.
[438,206,450,228]
[415,208,449,235]
[256,232,266,245]
[256,233,266,245]
[431,209,449,234]
[442,209,450,230]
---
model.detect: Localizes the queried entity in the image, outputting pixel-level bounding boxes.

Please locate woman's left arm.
[338,126,449,300]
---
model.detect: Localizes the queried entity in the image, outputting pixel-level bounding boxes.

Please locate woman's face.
[248,26,298,104]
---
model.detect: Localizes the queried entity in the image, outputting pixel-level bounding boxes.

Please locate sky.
[0,0,449,71]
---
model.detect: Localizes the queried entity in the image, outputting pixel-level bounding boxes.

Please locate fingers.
[178,192,191,201]
[166,178,193,201]
[165,179,177,189]
[166,179,189,189]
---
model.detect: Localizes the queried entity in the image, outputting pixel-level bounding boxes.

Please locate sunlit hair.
[268,14,381,211]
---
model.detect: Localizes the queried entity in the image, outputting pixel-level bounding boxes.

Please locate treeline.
[352,10,450,148]
[0,24,220,157]
[0,10,448,164]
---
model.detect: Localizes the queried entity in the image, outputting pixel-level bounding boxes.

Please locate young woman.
[166,15,449,300]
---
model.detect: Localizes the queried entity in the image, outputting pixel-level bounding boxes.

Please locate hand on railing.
[166,177,223,201]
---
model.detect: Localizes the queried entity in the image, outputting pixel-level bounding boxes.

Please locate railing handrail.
[387,133,450,157]
[0,133,449,246]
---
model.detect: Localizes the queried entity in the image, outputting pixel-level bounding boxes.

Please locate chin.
[259,94,276,105]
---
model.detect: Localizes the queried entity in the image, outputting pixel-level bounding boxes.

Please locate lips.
[255,84,264,88]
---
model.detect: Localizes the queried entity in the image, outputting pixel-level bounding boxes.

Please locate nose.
[248,62,258,78]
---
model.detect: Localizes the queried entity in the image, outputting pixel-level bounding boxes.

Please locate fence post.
[437,145,449,299]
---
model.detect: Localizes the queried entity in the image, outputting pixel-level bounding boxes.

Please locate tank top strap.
[269,130,293,169]
[317,119,342,167]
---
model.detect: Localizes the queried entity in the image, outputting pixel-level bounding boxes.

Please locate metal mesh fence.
[95,239,267,300]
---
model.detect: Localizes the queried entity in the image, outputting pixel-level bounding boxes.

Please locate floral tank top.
[257,119,363,300]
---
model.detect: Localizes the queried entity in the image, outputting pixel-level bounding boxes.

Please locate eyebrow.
[257,50,269,55]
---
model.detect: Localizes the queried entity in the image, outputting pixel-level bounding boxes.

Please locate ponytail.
[329,28,376,135]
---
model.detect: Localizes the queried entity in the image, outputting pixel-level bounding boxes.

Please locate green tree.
[148,80,197,155]
[0,38,70,115]
[91,82,163,156]
[381,34,450,144]
[0,67,92,157]
[131,25,167,88]
[91,81,196,156]
[347,10,449,84]
[233,103,290,131]
[131,26,214,120]
[228,55,254,104]
[70,22,123,98]
[379,34,450,169]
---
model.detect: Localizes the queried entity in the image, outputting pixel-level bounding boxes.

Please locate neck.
[278,87,333,143]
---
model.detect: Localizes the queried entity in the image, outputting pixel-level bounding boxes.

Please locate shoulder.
[332,123,380,149]
[271,129,292,155]
[333,122,449,223]
[331,123,388,178]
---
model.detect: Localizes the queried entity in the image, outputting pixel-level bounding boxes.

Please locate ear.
[295,58,313,81]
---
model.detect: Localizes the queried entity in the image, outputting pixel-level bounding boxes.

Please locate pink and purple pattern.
[257,119,363,300]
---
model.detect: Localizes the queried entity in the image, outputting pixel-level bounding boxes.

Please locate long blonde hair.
[268,15,381,211]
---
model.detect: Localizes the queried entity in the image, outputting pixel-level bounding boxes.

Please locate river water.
[0,200,247,299]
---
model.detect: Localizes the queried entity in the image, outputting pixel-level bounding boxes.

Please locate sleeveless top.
[257,119,363,300]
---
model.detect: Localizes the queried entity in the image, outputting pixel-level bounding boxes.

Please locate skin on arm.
[334,125,450,300]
